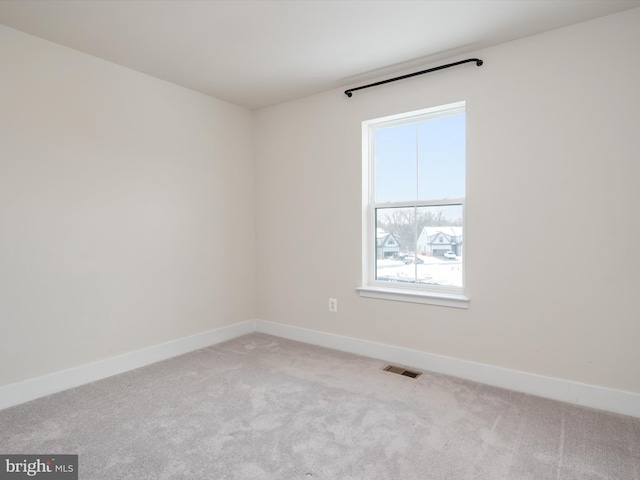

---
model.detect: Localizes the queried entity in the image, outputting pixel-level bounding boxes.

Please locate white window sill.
[357,286,469,309]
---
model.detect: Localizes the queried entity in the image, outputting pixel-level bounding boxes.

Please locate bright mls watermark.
[0,455,77,479]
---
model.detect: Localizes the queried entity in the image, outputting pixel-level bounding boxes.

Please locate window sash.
[367,202,465,291]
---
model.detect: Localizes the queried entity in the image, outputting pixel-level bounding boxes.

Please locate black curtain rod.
[344,58,483,98]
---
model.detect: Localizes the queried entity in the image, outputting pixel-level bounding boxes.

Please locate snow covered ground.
[376,255,462,287]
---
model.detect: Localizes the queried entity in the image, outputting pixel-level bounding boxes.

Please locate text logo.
[0,455,77,479]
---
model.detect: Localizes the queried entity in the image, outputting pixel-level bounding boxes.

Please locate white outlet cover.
[329,298,337,312]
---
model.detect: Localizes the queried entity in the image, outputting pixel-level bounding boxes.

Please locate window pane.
[417,113,465,200]
[375,206,419,284]
[375,205,463,287]
[374,123,417,202]
[415,205,463,287]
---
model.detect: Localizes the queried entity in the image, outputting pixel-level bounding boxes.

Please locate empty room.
[1,1,639,479]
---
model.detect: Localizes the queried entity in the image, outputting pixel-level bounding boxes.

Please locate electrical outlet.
[328,297,338,312]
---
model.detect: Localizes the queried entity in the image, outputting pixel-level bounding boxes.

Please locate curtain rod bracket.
[344,58,483,98]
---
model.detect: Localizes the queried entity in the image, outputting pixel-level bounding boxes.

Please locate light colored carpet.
[1,333,639,479]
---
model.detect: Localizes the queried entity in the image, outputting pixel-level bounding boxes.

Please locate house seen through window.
[360,101,467,306]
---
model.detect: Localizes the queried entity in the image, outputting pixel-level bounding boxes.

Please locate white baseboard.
[0,320,256,410]
[255,319,640,419]
[4,318,639,419]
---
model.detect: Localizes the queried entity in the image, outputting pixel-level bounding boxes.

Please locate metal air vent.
[383,365,422,379]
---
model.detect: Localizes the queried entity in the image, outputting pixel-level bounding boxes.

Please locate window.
[358,101,468,308]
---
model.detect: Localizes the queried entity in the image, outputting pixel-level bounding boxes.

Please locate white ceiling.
[1,1,639,110]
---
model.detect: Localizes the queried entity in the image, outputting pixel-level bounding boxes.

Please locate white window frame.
[357,101,469,309]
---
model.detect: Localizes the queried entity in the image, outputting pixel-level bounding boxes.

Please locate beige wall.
[0,25,256,385]
[254,9,640,394]
[2,8,639,396]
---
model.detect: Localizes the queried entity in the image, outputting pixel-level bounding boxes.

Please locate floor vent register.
[383,365,422,379]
